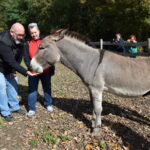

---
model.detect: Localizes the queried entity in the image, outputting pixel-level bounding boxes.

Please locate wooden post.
[148,38,150,55]
[100,39,103,50]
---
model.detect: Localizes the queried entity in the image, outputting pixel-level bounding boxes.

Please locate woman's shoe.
[27,110,35,118]
[47,106,53,112]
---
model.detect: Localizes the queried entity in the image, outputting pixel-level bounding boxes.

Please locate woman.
[24,23,55,117]
[127,34,138,54]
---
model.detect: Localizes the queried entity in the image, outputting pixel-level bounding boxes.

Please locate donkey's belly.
[103,72,150,97]
[104,84,149,97]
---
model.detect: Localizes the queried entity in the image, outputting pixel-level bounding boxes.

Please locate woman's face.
[29,27,40,40]
[131,36,135,40]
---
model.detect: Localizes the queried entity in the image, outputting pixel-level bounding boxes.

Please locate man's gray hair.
[28,23,39,30]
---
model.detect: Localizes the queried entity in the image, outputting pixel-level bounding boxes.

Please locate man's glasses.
[14,32,26,38]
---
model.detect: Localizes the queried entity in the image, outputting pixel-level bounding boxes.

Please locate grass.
[34,129,42,137]
[52,83,68,97]
[31,128,73,147]
[29,139,38,147]
[58,133,72,142]
[0,118,5,124]
[42,131,57,145]
[0,125,5,129]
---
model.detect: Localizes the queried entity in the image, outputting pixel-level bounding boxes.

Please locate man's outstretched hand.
[27,71,41,76]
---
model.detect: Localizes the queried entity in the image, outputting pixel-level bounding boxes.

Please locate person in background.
[24,23,55,118]
[127,34,138,55]
[113,33,125,53]
[0,22,35,121]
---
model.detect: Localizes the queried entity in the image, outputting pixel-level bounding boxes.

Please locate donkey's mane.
[64,30,90,44]
[51,29,91,44]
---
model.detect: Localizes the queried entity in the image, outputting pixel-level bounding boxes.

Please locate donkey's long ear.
[51,29,68,41]
[60,29,68,36]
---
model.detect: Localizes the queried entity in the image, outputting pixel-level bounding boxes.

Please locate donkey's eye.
[39,47,45,50]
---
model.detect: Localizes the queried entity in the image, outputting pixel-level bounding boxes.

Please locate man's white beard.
[15,40,21,44]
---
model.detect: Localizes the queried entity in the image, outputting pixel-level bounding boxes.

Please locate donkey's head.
[30,38,60,73]
[30,29,67,73]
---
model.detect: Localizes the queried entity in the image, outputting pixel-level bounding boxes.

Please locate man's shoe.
[27,110,35,118]
[13,109,26,115]
[47,106,53,112]
[3,115,14,122]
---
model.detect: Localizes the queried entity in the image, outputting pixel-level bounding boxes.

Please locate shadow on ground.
[18,84,150,150]
[53,97,150,150]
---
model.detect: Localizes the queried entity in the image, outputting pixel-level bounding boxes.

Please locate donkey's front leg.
[90,88,103,133]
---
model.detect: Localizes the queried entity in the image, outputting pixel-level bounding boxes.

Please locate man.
[113,33,125,53]
[0,22,35,121]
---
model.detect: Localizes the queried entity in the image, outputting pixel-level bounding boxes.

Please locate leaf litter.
[0,64,150,150]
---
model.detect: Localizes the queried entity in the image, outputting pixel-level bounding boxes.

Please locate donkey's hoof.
[93,127,100,132]
[92,120,95,128]
[92,128,101,137]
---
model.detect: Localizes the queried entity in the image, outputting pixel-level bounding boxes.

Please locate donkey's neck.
[56,37,100,84]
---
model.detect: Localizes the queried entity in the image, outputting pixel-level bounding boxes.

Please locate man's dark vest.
[0,30,25,74]
[0,30,24,63]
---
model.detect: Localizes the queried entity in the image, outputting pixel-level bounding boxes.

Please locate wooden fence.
[89,38,150,57]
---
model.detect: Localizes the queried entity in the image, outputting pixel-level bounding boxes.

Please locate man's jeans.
[0,73,20,116]
[28,72,52,111]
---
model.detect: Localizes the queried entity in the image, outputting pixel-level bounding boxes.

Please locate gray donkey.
[30,29,150,133]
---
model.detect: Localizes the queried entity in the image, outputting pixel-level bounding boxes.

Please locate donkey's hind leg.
[90,87,103,133]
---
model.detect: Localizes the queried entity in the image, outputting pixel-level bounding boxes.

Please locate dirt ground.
[0,63,150,150]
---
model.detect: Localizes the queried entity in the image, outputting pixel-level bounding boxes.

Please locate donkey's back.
[95,51,150,97]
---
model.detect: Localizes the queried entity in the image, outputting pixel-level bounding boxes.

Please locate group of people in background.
[0,22,54,122]
[113,33,138,55]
